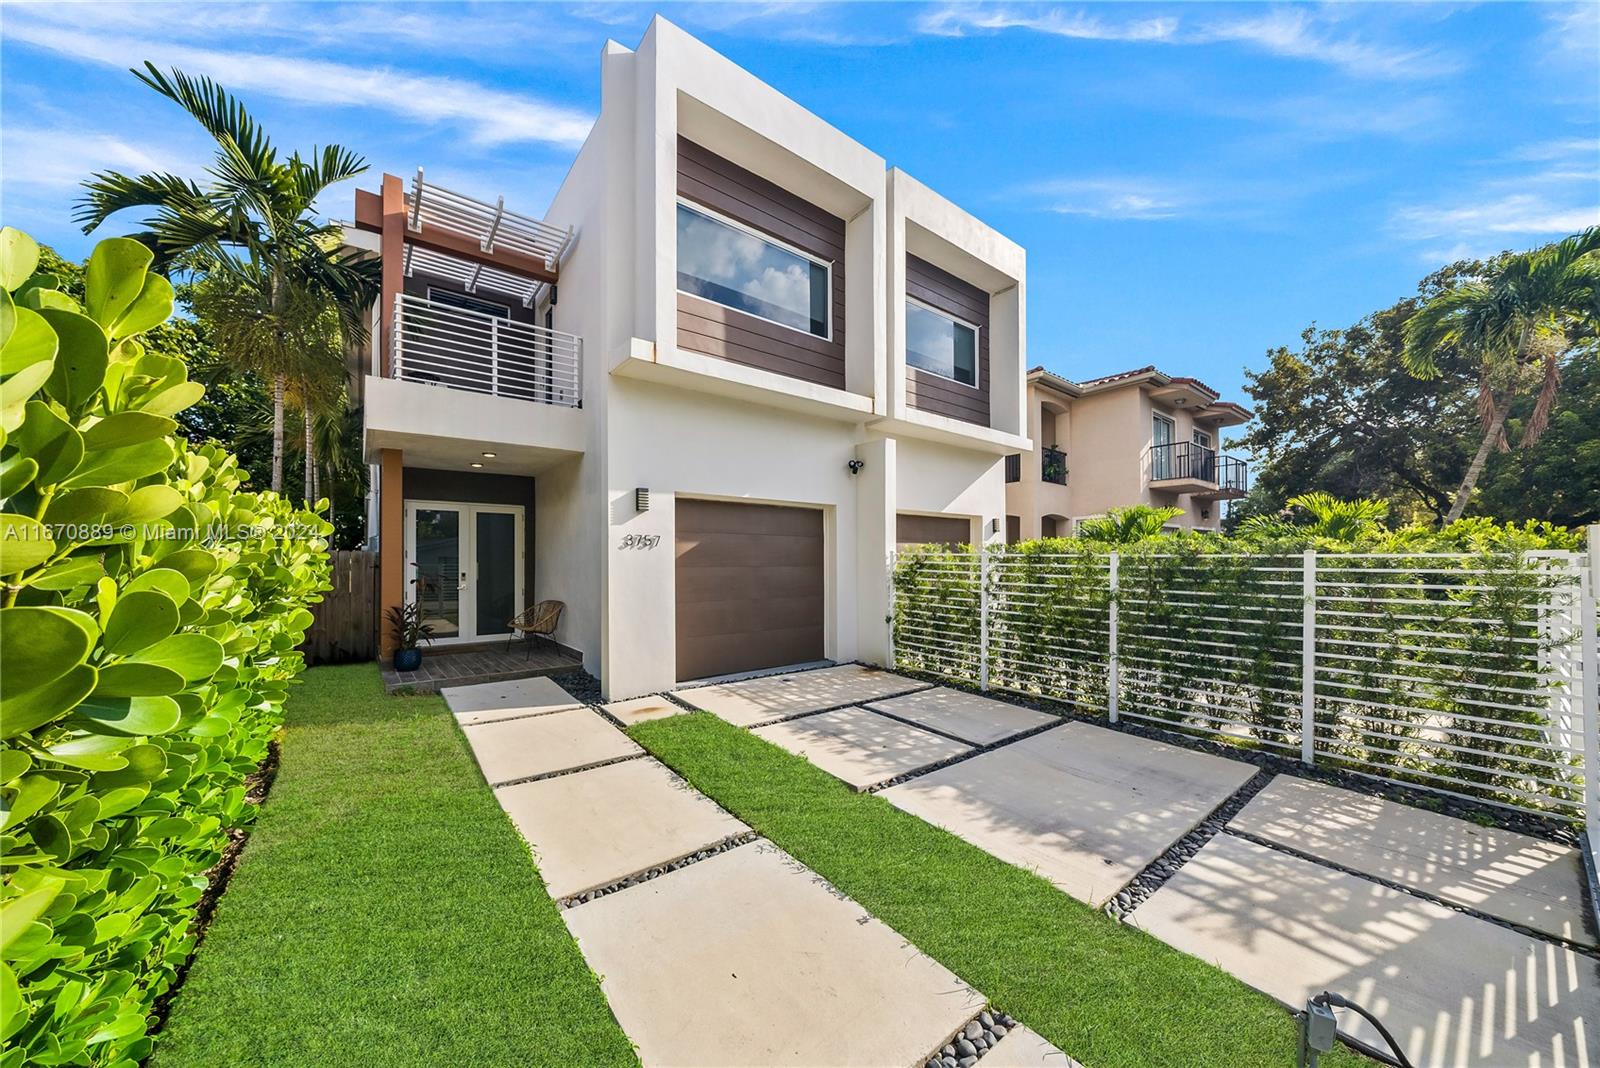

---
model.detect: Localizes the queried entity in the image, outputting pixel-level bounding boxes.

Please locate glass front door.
[405,501,524,644]
[1152,414,1175,480]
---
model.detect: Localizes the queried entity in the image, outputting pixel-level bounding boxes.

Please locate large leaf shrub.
[1,228,331,1066]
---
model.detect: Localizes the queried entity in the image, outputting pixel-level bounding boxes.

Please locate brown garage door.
[896,513,971,550]
[675,499,824,682]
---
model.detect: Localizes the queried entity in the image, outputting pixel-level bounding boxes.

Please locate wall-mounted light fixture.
[986,518,1000,536]
[635,487,650,512]
[847,459,865,475]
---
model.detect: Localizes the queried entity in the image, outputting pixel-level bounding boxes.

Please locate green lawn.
[629,711,1364,1068]
[152,664,636,1068]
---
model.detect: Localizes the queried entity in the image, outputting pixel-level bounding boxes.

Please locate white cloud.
[917,5,1176,43]
[914,4,1458,79]
[1393,194,1598,240]
[3,17,594,148]
[1020,177,1190,220]
[1198,8,1457,80]
[1,125,208,192]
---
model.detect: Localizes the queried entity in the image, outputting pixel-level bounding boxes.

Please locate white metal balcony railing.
[391,293,582,407]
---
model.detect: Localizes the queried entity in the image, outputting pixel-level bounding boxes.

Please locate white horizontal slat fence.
[892,531,1599,839]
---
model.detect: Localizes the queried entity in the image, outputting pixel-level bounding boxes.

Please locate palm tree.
[1075,505,1184,544]
[1237,492,1388,544]
[75,63,379,493]
[1402,228,1600,524]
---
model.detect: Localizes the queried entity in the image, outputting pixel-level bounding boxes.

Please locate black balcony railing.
[1004,454,1021,483]
[1041,446,1068,485]
[1216,454,1249,494]
[1150,441,1216,482]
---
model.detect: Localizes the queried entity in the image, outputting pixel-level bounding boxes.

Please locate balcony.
[1149,442,1248,498]
[391,293,581,407]
[1041,446,1067,486]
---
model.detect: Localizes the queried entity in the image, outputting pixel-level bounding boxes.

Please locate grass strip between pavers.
[629,711,1367,1068]
[152,664,638,1068]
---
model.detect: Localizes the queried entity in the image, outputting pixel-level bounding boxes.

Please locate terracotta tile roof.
[1029,363,1251,417]
[1075,365,1157,387]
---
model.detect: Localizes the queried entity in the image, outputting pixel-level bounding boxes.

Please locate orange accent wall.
[378,449,404,659]
[379,175,406,379]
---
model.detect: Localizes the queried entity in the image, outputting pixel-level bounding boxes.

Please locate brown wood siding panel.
[675,499,825,682]
[896,513,972,549]
[676,138,846,391]
[905,254,990,426]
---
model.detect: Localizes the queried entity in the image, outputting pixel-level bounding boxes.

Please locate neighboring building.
[1005,366,1251,540]
[344,18,1030,699]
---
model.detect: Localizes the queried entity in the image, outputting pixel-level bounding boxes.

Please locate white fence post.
[490,317,501,396]
[978,548,991,691]
[1301,549,1317,766]
[1582,525,1599,857]
[1108,551,1120,724]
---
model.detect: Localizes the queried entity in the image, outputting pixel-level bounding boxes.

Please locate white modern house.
[346,18,1030,699]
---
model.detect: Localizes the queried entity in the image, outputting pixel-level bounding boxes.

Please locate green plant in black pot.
[387,602,435,671]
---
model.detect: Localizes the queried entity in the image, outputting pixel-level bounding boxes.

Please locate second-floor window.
[905,299,977,387]
[676,201,831,339]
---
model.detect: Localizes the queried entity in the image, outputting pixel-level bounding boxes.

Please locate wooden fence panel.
[303,550,378,665]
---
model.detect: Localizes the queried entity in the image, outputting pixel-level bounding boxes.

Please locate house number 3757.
[619,534,661,550]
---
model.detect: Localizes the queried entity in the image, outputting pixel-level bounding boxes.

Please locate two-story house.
[1005,365,1250,540]
[344,18,1030,699]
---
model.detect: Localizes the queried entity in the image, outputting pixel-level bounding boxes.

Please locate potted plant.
[387,603,435,672]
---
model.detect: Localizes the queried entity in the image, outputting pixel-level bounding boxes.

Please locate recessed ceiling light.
[481,451,497,458]
[470,462,484,468]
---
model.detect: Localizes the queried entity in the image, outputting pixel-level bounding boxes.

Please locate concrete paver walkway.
[461,708,641,785]
[495,758,748,898]
[752,706,970,790]
[602,695,692,726]
[564,841,985,1067]
[980,1025,1082,1067]
[681,663,930,726]
[442,674,583,725]
[1133,833,1599,1067]
[1230,776,1595,947]
[865,687,1056,746]
[881,721,1255,906]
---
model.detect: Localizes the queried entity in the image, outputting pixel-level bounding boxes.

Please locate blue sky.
[3,2,1596,404]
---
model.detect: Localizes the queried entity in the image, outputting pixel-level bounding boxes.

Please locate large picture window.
[905,299,977,387]
[676,202,831,338]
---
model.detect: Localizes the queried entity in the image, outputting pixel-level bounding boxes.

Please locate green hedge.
[1,228,331,1066]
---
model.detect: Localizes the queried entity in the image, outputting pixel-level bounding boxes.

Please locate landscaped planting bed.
[628,710,1367,1068]
[149,665,637,1068]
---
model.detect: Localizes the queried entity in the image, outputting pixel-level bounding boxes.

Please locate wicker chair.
[506,600,565,658]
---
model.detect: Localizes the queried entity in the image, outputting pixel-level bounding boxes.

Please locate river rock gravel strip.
[557,832,760,908]
[924,1009,1022,1068]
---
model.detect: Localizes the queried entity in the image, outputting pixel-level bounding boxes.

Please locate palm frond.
[133,63,278,179]
[74,171,208,234]
[1521,353,1562,447]
[294,144,370,204]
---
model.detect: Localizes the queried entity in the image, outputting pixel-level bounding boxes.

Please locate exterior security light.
[635,487,649,512]
[847,459,865,475]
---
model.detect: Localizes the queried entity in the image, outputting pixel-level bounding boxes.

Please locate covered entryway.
[404,500,525,644]
[896,513,971,550]
[675,499,824,682]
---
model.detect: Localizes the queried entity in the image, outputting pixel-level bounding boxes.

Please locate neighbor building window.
[905,299,977,386]
[676,202,830,338]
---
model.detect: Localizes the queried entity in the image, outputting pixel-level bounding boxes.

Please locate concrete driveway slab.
[1231,776,1595,947]
[461,708,640,786]
[681,663,930,726]
[603,695,691,726]
[981,1025,1081,1067]
[881,722,1255,906]
[866,688,1057,745]
[1132,834,1599,1067]
[562,840,984,1067]
[443,675,583,725]
[495,758,748,898]
[753,707,970,790]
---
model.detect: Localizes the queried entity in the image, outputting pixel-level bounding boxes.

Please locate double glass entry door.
[404,501,524,644]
